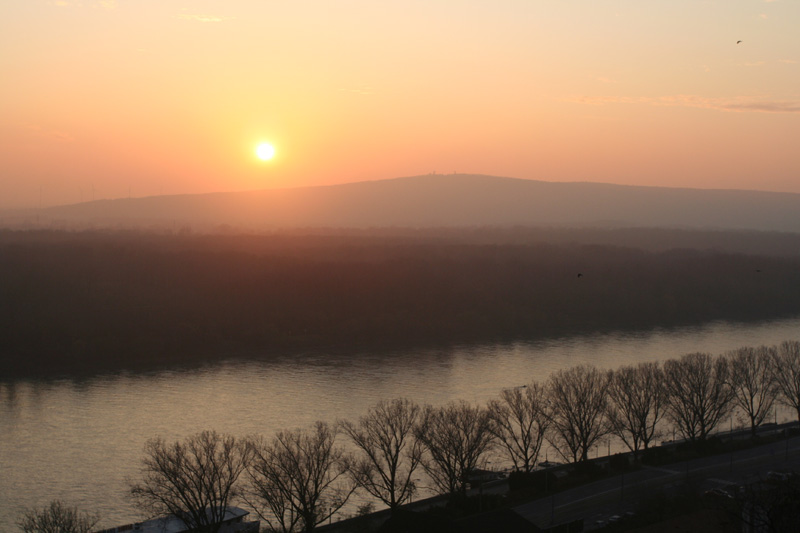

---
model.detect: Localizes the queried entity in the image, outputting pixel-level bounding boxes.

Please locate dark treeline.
[2,228,800,376]
[6,225,800,256]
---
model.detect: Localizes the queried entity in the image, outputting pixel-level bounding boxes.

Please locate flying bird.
[737,40,742,44]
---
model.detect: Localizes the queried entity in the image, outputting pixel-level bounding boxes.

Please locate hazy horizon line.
[6,173,800,212]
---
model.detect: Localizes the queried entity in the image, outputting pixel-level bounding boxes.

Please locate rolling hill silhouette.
[22,174,800,232]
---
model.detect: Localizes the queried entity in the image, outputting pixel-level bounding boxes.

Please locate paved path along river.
[515,429,800,530]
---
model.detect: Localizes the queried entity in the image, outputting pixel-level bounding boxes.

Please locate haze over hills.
[8,174,800,232]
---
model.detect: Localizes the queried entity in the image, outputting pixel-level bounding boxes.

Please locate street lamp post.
[730,417,734,472]
[786,429,790,461]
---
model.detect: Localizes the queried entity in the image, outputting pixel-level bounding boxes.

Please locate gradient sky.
[1,0,798,208]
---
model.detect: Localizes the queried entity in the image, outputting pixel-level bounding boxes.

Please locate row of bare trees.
[122,340,800,533]
[664,341,800,441]
[546,340,800,467]
[124,400,496,532]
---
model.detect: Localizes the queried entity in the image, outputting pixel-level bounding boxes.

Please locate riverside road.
[514,431,800,530]
[321,425,800,532]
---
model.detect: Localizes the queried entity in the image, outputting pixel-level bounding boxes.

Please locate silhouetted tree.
[606,361,667,458]
[727,345,779,436]
[487,383,551,472]
[547,365,610,463]
[771,340,800,424]
[246,422,356,533]
[16,500,99,533]
[339,398,423,512]
[130,431,251,533]
[414,401,495,498]
[663,352,733,442]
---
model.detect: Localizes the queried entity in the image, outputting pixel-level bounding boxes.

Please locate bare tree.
[663,352,734,442]
[727,345,779,436]
[606,361,667,459]
[487,383,551,472]
[130,431,251,533]
[546,365,611,463]
[414,400,495,498]
[16,500,99,533]
[339,398,423,512]
[771,340,800,424]
[246,421,356,533]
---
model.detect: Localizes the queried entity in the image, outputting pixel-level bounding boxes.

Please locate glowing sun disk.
[256,143,275,161]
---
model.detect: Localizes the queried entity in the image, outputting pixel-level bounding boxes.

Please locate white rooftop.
[95,506,256,533]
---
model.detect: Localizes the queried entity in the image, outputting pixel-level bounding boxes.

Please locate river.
[2,316,799,530]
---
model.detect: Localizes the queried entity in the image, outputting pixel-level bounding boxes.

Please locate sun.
[255,142,276,161]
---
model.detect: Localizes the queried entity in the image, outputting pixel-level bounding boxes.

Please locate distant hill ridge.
[21,174,800,232]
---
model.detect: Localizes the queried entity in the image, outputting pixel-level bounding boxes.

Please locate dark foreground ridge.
[2,228,800,377]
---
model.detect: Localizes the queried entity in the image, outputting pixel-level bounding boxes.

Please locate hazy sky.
[1,1,798,208]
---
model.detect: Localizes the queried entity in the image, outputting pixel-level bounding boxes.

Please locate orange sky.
[1,0,799,208]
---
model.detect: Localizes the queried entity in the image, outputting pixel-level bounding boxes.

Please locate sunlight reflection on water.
[1,317,799,529]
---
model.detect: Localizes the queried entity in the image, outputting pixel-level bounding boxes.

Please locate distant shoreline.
[3,228,800,379]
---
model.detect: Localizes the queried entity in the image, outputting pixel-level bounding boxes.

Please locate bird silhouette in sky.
[737,40,742,44]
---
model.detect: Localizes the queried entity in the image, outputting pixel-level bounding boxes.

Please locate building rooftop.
[95,506,256,533]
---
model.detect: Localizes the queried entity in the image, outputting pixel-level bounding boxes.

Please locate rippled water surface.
[2,317,799,530]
